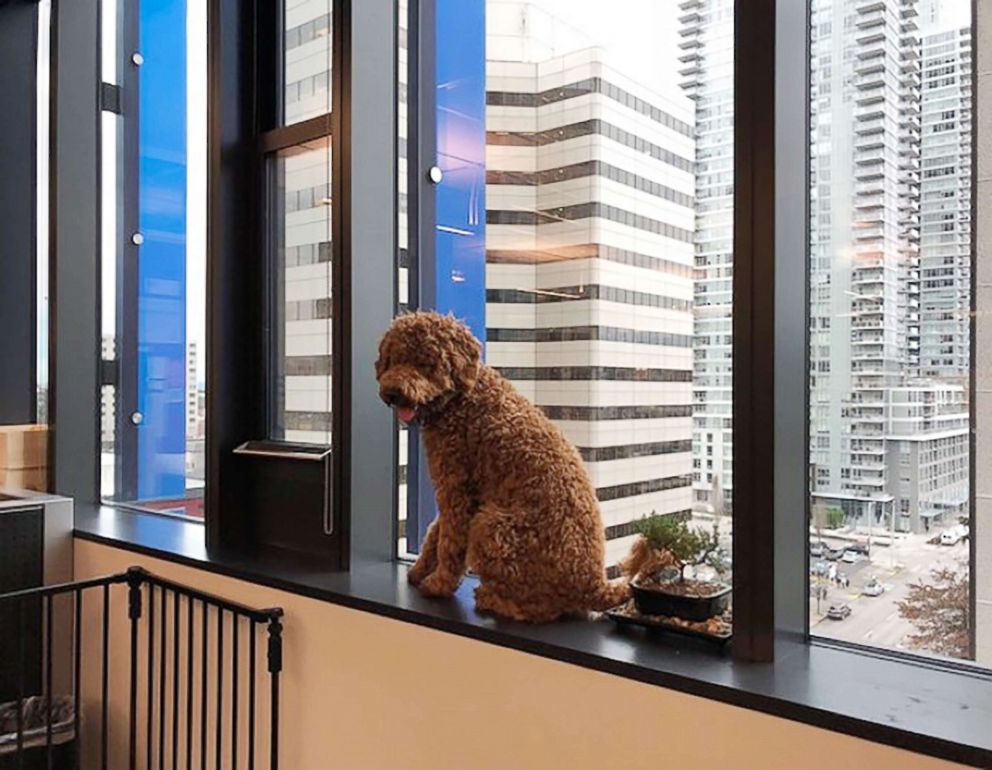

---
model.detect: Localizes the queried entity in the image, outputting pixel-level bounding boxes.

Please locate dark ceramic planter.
[630,577,731,622]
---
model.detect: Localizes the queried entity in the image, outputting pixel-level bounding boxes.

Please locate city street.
[810,528,969,654]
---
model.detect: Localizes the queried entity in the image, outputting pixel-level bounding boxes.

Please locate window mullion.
[732,0,778,663]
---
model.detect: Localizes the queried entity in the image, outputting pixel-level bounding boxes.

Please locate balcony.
[856,87,887,107]
[855,118,887,136]
[855,195,885,211]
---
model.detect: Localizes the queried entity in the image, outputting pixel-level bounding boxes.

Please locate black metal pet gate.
[0,567,283,770]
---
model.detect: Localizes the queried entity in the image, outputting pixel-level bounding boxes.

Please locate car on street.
[810,561,830,577]
[841,550,859,563]
[810,542,825,557]
[940,526,967,545]
[827,603,852,620]
[862,580,884,597]
[845,542,870,555]
[824,547,844,561]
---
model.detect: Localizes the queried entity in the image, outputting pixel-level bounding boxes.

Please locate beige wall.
[72,539,968,770]
[975,0,992,666]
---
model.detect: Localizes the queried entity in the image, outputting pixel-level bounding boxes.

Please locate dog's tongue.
[397,406,416,423]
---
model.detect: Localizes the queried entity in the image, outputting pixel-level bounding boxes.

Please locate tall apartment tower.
[808,0,922,526]
[485,3,697,566]
[919,24,972,380]
[807,0,968,532]
[678,0,735,515]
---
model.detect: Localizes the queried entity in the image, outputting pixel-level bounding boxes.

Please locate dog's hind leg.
[473,582,528,620]
[474,582,563,623]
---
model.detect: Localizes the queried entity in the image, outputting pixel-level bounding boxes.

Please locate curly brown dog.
[376,311,630,622]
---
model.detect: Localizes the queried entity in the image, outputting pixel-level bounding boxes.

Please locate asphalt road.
[810,531,969,654]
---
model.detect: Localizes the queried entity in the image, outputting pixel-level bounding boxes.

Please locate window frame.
[47,0,989,677]
[202,0,374,564]
[399,0,780,661]
[47,0,992,758]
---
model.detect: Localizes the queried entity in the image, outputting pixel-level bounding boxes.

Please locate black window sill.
[74,503,992,768]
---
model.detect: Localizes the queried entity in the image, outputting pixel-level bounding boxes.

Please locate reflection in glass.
[270,137,333,445]
[284,0,332,125]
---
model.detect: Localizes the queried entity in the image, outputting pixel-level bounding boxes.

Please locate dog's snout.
[381,387,402,406]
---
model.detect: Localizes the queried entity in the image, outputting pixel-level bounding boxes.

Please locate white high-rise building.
[186,341,201,439]
[808,0,923,528]
[279,1,334,445]
[678,0,735,516]
[485,3,696,566]
[807,0,969,533]
[919,25,972,379]
[101,335,116,449]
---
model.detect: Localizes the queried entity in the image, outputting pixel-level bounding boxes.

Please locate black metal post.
[266,614,282,770]
[101,584,110,770]
[17,599,25,770]
[45,595,53,768]
[159,588,166,770]
[147,585,155,770]
[248,625,256,770]
[232,613,239,770]
[186,596,193,770]
[200,601,207,770]
[74,589,82,770]
[173,593,180,770]
[127,569,143,770]
[216,608,224,770]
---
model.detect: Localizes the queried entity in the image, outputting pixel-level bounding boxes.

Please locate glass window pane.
[398,0,734,585]
[270,136,333,444]
[808,0,981,665]
[99,0,207,519]
[397,0,411,556]
[283,0,332,125]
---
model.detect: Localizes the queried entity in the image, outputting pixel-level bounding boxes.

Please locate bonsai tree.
[620,513,726,583]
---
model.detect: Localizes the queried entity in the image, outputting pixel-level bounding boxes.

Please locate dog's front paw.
[407,560,431,587]
[418,571,458,598]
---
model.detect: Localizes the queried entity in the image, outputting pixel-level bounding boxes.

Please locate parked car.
[940,526,967,546]
[824,547,844,561]
[845,542,870,555]
[827,603,852,620]
[810,542,825,557]
[841,550,859,564]
[862,580,884,597]
[810,561,830,577]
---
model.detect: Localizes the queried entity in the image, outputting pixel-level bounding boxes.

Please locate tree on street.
[897,566,970,659]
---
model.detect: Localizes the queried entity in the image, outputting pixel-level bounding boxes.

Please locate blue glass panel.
[433,0,487,346]
[137,0,187,498]
[412,0,487,549]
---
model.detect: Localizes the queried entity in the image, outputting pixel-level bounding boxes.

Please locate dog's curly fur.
[376,311,630,622]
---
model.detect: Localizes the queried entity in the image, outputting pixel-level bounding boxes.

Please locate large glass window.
[267,1,336,446]
[270,137,334,443]
[807,0,983,665]
[396,0,735,578]
[284,0,332,125]
[99,0,207,517]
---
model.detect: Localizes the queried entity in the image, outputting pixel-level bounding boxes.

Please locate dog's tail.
[588,578,631,611]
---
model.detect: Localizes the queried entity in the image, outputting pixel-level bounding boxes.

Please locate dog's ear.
[450,329,482,392]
